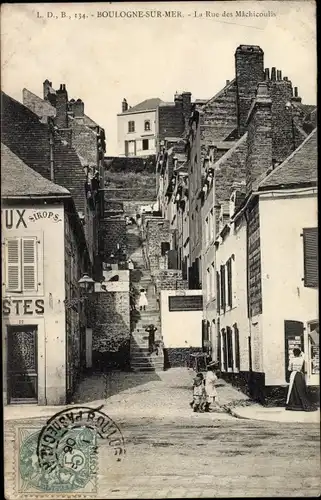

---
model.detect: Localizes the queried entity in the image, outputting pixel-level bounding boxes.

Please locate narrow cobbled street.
[5,369,320,498]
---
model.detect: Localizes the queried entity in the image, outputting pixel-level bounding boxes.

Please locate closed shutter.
[22,238,37,291]
[303,228,318,287]
[220,265,226,311]
[222,329,228,371]
[227,258,232,306]
[227,326,234,369]
[6,238,21,291]
[216,272,220,312]
[234,324,240,370]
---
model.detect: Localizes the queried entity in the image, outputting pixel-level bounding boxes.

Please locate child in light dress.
[139,288,148,311]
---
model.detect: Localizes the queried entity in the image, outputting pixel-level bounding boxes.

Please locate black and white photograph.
[1,1,319,498]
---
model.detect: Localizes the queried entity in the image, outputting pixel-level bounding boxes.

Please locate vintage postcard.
[1,1,319,498]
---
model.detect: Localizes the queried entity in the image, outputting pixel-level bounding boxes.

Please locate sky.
[1,1,317,155]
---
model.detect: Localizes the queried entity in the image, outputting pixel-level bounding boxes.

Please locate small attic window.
[144,120,151,131]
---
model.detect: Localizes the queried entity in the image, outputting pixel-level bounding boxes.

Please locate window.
[144,120,151,131]
[142,139,149,151]
[128,121,135,133]
[220,265,226,312]
[226,258,232,307]
[302,228,318,288]
[5,237,38,292]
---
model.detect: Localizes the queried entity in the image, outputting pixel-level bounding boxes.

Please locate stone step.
[131,358,164,363]
[131,362,164,368]
[131,367,164,373]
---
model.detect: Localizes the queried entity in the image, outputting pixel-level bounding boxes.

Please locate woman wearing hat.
[286,347,317,412]
[204,362,218,412]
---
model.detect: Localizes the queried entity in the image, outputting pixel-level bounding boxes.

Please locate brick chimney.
[43,79,53,99]
[270,78,294,162]
[55,84,68,128]
[245,82,272,194]
[235,45,264,136]
[73,98,85,117]
[181,91,192,132]
[291,86,302,103]
[122,98,128,113]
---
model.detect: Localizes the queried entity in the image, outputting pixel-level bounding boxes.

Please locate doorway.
[7,325,38,404]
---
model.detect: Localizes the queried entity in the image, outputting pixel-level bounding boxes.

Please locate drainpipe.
[49,128,55,182]
[244,209,253,377]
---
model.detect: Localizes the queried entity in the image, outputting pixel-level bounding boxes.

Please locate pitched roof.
[120,98,163,114]
[23,87,99,128]
[1,143,70,198]
[259,128,317,190]
[1,91,86,212]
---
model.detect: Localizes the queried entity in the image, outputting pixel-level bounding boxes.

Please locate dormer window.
[144,120,151,131]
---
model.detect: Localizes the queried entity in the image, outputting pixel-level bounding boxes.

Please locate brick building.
[1,144,91,405]
[1,90,105,402]
[22,81,106,276]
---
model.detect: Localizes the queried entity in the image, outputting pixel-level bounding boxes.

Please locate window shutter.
[303,228,318,287]
[234,325,240,370]
[6,238,21,291]
[216,272,220,312]
[220,265,226,311]
[22,238,37,291]
[227,258,232,306]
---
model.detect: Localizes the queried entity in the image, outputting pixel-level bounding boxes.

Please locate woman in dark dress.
[286,348,317,412]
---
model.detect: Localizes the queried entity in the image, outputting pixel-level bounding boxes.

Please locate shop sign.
[2,298,45,316]
[2,209,62,229]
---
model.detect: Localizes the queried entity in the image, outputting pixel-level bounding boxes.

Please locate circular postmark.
[19,405,125,492]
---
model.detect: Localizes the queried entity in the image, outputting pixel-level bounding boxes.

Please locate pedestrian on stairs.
[139,288,148,311]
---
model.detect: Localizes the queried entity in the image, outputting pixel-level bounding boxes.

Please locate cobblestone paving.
[4,369,320,498]
[5,412,320,498]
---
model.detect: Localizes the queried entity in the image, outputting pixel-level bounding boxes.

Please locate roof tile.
[1,143,70,197]
[259,128,317,190]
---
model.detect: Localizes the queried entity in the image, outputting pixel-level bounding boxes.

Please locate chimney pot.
[283,76,288,81]
[271,67,276,81]
[122,98,128,113]
[278,70,282,80]
[294,87,298,97]
[264,68,270,80]
[226,80,230,85]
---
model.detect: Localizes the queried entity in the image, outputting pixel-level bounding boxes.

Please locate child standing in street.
[190,373,206,412]
[204,362,218,412]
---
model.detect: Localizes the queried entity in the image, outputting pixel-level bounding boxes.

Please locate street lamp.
[64,273,98,310]
[78,273,95,294]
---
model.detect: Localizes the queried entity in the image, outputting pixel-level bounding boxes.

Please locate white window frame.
[128,121,135,133]
[3,232,43,295]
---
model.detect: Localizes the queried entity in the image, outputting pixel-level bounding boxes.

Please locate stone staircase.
[126,224,164,372]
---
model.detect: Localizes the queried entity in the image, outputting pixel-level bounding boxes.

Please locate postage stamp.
[16,406,125,496]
